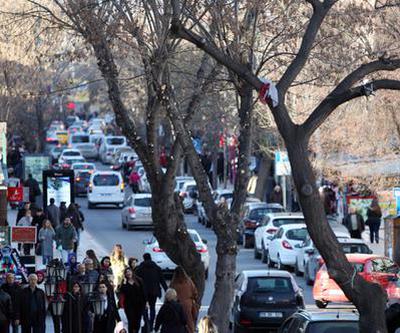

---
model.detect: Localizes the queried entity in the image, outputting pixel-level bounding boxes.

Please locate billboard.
[11,226,37,244]
[23,155,51,184]
[43,170,74,208]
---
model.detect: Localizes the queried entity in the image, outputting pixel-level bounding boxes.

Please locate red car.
[313,254,399,308]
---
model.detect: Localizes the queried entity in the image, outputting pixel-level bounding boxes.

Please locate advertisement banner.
[11,226,37,244]
[275,151,291,176]
[378,191,397,218]
[23,155,51,184]
[0,246,29,283]
[7,187,23,203]
[394,187,400,216]
[43,170,74,208]
[346,196,375,221]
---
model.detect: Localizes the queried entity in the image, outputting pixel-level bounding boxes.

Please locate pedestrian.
[197,316,218,333]
[99,256,113,276]
[16,203,30,225]
[344,207,365,239]
[86,250,100,271]
[23,174,41,205]
[135,253,168,331]
[170,266,199,333]
[128,170,140,193]
[93,282,120,333]
[72,264,87,284]
[59,202,68,224]
[154,288,187,333]
[19,274,46,333]
[66,203,84,252]
[17,209,33,255]
[62,282,89,333]
[65,253,79,278]
[55,217,77,263]
[0,284,12,333]
[31,208,46,240]
[110,244,127,289]
[127,257,138,272]
[84,258,99,284]
[38,219,55,265]
[269,185,283,205]
[118,268,146,333]
[45,198,60,229]
[366,201,382,244]
[1,273,21,333]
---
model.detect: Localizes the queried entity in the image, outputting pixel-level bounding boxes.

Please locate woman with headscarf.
[110,244,127,289]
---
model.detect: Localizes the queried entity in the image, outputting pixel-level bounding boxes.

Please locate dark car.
[75,171,92,196]
[238,203,285,248]
[279,310,359,333]
[231,270,304,332]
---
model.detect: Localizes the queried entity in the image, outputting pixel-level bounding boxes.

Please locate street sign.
[275,151,291,176]
[11,226,37,244]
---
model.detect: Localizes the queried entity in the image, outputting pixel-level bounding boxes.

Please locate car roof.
[241,270,293,278]
[268,212,304,219]
[338,238,366,244]
[71,132,88,136]
[296,310,359,322]
[277,223,307,230]
[131,193,152,199]
[215,189,233,194]
[62,149,80,153]
[92,171,122,176]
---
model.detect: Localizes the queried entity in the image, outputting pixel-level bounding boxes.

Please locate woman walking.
[118,268,146,333]
[366,201,382,244]
[170,266,199,333]
[38,219,55,265]
[86,249,101,270]
[93,282,121,333]
[155,288,187,333]
[110,244,128,289]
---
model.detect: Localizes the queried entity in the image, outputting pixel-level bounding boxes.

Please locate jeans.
[10,322,18,333]
[369,223,380,243]
[146,295,157,330]
[74,229,80,252]
[61,249,73,263]
[42,255,53,265]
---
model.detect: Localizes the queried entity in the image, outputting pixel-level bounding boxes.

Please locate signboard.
[11,226,37,244]
[394,187,400,216]
[275,151,291,176]
[0,226,10,247]
[23,155,51,184]
[43,169,74,208]
[378,191,397,218]
[346,196,375,221]
[7,186,23,203]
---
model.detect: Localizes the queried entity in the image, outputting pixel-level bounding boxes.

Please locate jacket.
[16,216,32,227]
[1,283,21,320]
[55,224,77,250]
[19,287,46,328]
[0,289,12,322]
[344,213,365,232]
[38,228,55,256]
[155,300,187,333]
[366,208,382,226]
[46,204,60,228]
[135,260,168,298]
[119,278,146,311]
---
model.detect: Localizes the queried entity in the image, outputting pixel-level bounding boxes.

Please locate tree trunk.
[286,136,388,333]
[254,154,271,201]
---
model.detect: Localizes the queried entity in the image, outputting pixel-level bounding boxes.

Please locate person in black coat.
[62,282,89,333]
[135,253,167,331]
[118,268,146,333]
[0,287,12,333]
[93,282,120,333]
[1,273,21,333]
[366,202,382,244]
[19,274,46,333]
[155,288,187,333]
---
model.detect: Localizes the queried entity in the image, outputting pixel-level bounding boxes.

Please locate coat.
[1,283,21,320]
[55,224,77,250]
[170,278,198,333]
[0,289,12,323]
[19,287,46,331]
[155,300,187,333]
[62,292,89,333]
[119,279,146,331]
[38,227,55,257]
[366,208,382,227]
[93,295,120,333]
[46,204,60,228]
[16,216,32,227]
[344,213,365,232]
[135,260,168,298]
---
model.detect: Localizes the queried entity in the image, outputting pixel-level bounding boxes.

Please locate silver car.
[121,193,152,230]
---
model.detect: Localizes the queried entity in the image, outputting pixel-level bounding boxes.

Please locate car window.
[77,171,91,179]
[307,321,359,333]
[187,185,197,192]
[383,258,399,273]
[189,232,200,243]
[286,228,308,241]
[93,175,119,186]
[273,218,305,227]
[341,244,370,254]
[275,228,284,239]
[247,277,293,293]
[249,208,270,220]
[71,135,89,143]
[221,193,233,200]
[134,198,151,207]
[63,151,80,156]
[107,137,125,145]
[372,259,386,273]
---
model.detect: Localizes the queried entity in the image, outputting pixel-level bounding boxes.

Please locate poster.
[346,196,375,221]
[11,226,37,244]
[394,188,400,216]
[275,151,291,176]
[378,191,397,218]
[23,155,51,184]
[42,170,74,208]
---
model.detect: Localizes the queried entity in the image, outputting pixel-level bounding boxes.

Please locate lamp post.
[90,292,106,317]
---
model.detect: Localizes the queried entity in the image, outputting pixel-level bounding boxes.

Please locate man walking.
[55,218,77,263]
[45,198,60,229]
[23,174,41,206]
[344,207,365,239]
[19,274,46,333]
[2,273,21,333]
[0,284,12,333]
[135,253,168,331]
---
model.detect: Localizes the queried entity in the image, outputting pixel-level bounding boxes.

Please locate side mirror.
[388,276,399,282]
[202,239,208,244]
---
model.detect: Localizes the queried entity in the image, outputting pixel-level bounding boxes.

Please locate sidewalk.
[361,225,385,255]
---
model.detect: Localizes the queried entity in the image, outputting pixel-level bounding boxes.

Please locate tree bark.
[254,155,272,201]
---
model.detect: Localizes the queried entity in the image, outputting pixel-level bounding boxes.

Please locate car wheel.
[315,300,328,309]
[254,246,261,260]
[266,251,274,268]
[305,263,314,286]
[122,221,126,229]
[294,259,303,276]
[261,243,268,263]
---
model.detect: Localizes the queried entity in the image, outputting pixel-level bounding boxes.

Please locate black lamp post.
[51,294,65,317]
[90,292,106,316]
[82,281,95,295]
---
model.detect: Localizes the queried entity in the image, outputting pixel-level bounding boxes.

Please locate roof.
[268,212,304,219]
[241,270,293,278]
[297,310,359,322]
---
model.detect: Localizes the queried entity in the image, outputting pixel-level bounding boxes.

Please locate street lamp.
[82,282,95,295]
[90,292,106,316]
[44,276,57,297]
[51,294,65,317]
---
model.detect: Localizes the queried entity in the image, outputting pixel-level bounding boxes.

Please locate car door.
[232,274,245,317]
[254,216,268,250]
[270,228,284,261]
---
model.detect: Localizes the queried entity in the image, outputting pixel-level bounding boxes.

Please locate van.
[87,171,124,208]
[99,136,127,164]
[69,133,97,160]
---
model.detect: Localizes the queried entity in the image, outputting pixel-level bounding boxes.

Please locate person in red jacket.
[129,171,140,193]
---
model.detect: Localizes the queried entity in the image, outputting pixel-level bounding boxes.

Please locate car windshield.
[134,198,151,207]
[72,135,89,143]
[187,185,197,192]
[65,159,83,165]
[273,218,305,227]
[73,164,94,170]
[77,172,91,179]
[93,175,119,186]
[189,232,200,243]
[107,137,124,145]
[307,322,359,333]
[247,277,292,293]
[341,244,370,254]
[64,151,80,156]
[286,228,308,241]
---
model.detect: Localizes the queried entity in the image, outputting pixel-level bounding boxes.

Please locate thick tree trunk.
[286,136,388,333]
[254,155,272,201]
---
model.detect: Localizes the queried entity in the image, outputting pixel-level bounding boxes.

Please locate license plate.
[101,193,112,196]
[259,312,283,318]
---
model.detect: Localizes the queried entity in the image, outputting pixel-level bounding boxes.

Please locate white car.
[71,162,96,175]
[267,224,308,270]
[174,176,195,192]
[112,146,135,165]
[49,146,66,163]
[179,180,199,213]
[99,136,127,164]
[254,213,305,262]
[87,171,125,208]
[58,149,83,164]
[121,193,152,230]
[198,189,234,227]
[143,229,210,278]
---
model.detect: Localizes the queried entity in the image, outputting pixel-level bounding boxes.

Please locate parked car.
[87,171,125,208]
[121,193,152,230]
[143,229,210,278]
[75,171,92,196]
[313,254,399,308]
[68,133,97,159]
[267,224,308,270]
[300,237,372,284]
[49,146,66,164]
[231,270,304,332]
[279,310,359,333]
[58,149,83,165]
[99,136,127,164]
[254,212,305,262]
[71,162,96,175]
[239,202,285,248]
[198,189,234,227]
[179,180,199,213]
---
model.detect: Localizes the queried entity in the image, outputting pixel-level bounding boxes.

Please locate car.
[231,270,304,332]
[99,136,127,164]
[239,202,285,249]
[179,180,199,213]
[61,156,86,169]
[68,133,98,159]
[89,133,105,154]
[254,212,305,262]
[58,149,83,164]
[143,229,210,277]
[313,254,399,308]
[118,152,137,166]
[66,115,79,128]
[174,176,195,192]
[198,189,234,227]
[279,310,359,333]
[300,237,372,284]
[121,193,152,230]
[49,146,66,164]
[113,147,135,164]
[67,125,83,135]
[87,171,125,208]
[55,130,68,145]
[75,171,92,196]
[71,162,96,175]
[267,224,308,270]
